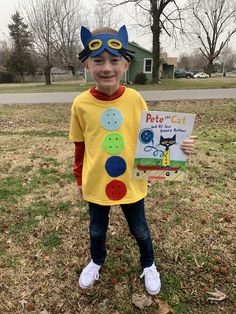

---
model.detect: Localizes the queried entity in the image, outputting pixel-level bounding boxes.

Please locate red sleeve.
[73,142,85,186]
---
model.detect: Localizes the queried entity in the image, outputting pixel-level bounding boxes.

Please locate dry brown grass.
[0,100,235,313]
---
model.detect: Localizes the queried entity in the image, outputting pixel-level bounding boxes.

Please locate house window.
[144,58,153,73]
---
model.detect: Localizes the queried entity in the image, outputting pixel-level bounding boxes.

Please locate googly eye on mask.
[78,25,135,63]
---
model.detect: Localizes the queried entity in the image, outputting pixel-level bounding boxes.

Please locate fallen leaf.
[219,266,228,274]
[6,238,12,244]
[155,298,175,314]
[132,293,152,309]
[25,302,35,311]
[19,299,28,309]
[98,299,110,310]
[207,289,227,301]
[44,255,50,261]
[2,223,9,230]
[34,215,43,221]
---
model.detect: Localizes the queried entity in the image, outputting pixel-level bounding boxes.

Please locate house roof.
[129,42,177,65]
[129,41,152,55]
[160,52,177,65]
[166,57,177,66]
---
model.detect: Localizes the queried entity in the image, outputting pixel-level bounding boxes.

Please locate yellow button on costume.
[69,87,148,205]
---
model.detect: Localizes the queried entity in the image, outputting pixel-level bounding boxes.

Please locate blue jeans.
[88,198,154,268]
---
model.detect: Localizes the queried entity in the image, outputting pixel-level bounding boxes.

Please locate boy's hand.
[77,185,83,201]
[181,135,198,155]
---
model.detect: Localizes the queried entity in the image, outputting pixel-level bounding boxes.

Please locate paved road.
[0,88,236,104]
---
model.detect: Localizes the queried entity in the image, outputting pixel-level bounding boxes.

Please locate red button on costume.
[105,180,127,200]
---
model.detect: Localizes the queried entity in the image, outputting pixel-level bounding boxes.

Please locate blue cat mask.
[78,25,135,62]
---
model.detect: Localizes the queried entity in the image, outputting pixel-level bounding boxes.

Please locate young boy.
[69,25,196,295]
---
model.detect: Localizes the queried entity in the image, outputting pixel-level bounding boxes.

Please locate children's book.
[133,111,196,181]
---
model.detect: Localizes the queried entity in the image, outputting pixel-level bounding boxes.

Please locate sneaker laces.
[85,264,100,281]
[140,265,158,279]
[94,269,99,281]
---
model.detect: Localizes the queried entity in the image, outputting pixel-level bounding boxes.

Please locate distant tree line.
[0,0,236,84]
[178,48,236,75]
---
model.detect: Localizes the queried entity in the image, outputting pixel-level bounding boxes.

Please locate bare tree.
[217,45,236,75]
[104,0,185,83]
[21,0,85,84]
[22,0,56,84]
[93,0,122,29]
[178,51,208,72]
[52,0,85,75]
[0,41,13,68]
[187,0,236,76]
[177,54,192,71]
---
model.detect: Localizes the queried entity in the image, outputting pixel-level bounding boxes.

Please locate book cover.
[133,111,196,181]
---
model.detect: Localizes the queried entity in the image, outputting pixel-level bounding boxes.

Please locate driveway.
[0,88,236,104]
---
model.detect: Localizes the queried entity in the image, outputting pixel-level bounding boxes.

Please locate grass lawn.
[0,77,236,93]
[0,100,235,313]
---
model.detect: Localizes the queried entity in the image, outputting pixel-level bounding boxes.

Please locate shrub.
[134,72,148,85]
[0,71,15,83]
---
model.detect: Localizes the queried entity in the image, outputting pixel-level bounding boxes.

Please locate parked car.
[193,72,209,79]
[174,69,193,79]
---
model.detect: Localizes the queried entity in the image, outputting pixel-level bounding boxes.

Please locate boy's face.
[85,51,129,95]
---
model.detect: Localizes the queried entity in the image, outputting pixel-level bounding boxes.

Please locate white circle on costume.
[100,108,123,131]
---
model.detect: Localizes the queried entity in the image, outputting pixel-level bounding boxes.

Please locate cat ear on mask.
[172,134,176,140]
[118,25,128,47]
[81,26,93,47]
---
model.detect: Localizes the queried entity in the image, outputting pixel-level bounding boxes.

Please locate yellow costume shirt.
[69,87,148,205]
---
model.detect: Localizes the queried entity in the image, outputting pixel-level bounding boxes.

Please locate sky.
[0,0,178,56]
[0,0,23,40]
[0,0,154,49]
[1,0,234,59]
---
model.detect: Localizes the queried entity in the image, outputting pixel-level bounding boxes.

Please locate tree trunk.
[207,60,213,77]
[151,0,160,83]
[44,65,52,85]
[20,73,24,83]
[152,25,161,83]
[68,65,76,76]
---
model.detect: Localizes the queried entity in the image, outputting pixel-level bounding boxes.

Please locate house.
[160,52,178,79]
[84,42,177,83]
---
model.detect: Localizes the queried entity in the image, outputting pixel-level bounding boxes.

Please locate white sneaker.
[79,260,101,289]
[140,263,161,295]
